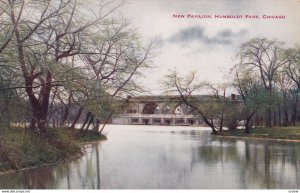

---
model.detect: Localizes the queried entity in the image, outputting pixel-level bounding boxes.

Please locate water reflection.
[195,138,300,188]
[0,125,300,189]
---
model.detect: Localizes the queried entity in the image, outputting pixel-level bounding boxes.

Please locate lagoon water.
[1,125,300,189]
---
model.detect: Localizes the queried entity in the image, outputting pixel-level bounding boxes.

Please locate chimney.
[231,94,236,101]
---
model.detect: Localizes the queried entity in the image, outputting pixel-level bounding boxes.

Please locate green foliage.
[234,38,300,128]
[233,68,270,115]
[0,0,153,134]
[73,130,107,143]
[224,127,300,140]
[222,101,241,130]
[0,66,29,126]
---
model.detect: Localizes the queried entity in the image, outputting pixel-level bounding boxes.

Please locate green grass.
[221,126,300,140]
[0,127,106,173]
[73,130,107,142]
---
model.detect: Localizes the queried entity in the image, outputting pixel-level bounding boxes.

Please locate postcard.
[0,0,299,191]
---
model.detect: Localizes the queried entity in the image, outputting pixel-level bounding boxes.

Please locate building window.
[175,106,183,115]
[127,109,137,114]
[175,119,184,124]
[188,119,194,125]
[153,119,161,124]
[132,118,139,123]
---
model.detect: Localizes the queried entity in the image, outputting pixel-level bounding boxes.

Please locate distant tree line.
[163,38,300,134]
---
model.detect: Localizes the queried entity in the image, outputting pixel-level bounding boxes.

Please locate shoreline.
[213,126,300,143]
[0,137,106,175]
[0,151,84,175]
[0,128,107,175]
[213,134,300,143]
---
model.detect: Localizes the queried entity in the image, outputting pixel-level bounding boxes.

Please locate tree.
[238,38,290,127]
[209,84,239,132]
[0,66,23,126]
[2,0,99,133]
[0,0,152,136]
[275,71,294,126]
[232,67,268,133]
[0,0,24,53]
[162,70,235,135]
[284,48,300,125]
[77,19,154,132]
[48,19,154,132]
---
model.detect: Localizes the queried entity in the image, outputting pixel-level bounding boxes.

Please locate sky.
[103,0,300,95]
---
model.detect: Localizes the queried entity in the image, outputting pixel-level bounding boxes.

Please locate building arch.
[174,105,184,115]
[154,106,161,114]
[161,105,172,114]
[174,103,192,115]
[142,102,158,114]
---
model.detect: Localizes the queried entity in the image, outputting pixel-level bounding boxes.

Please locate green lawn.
[222,126,300,140]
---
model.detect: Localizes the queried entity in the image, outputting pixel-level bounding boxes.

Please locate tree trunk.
[267,88,272,127]
[283,106,289,127]
[278,104,282,126]
[30,102,48,134]
[30,110,38,131]
[267,107,272,127]
[93,119,100,132]
[245,111,256,134]
[282,92,289,126]
[28,71,52,135]
[62,93,72,127]
[14,18,51,135]
[255,112,259,127]
[99,113,113,134]
[202,116,218,135]
[80,112,91,130]
[227,118,238,131]
[39,71,52,133]
[245,119,252,134]
[85,115,94,131]
[70,107,84,130]
[264,114,268,127]
[273,110,277,126]
[291,89,299,126]
[219,112,224,132]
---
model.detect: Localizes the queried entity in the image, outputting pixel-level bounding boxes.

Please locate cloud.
[168,26,206,44]
[216,29,248,38]
[167,26,248,46]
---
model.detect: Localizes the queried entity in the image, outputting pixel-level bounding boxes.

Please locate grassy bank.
[220,126,300,141]
[0,127,106,173]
